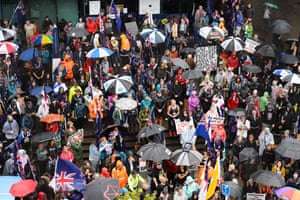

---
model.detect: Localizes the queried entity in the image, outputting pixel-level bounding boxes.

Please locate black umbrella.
[100,124,126,137]
[181,69,203,80]
[243,64,262,73]
[0,27,16,41]
[222,181,242,198]
[251,170,285,187]
[67,27,89,38]
[171,148,203,166]
[271,20,291,35]
[256,44,276,57]
[137,124,167,139]
[84,177,120,200]
[180,47,196,54]
[239,147,258,163]
[285,38,298,44]
[275,137,300,159]
[137,143,172,162]
[280,54,299,65]
[31,132,55,143]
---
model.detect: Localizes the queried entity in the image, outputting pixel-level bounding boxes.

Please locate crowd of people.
[0,0,300,199]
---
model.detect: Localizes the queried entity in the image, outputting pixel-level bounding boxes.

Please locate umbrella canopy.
[40,113,62,123]
[239,147,258,162]
[0,42,18,54]
[100,124,126,137]
[0,27,16,41]
[85,177,120,200]
[256,44,276,57]
[271,20,291,35]
[30,34,53,45]
[67,27,89,38]
[273,69,292,77]
[264,2,278,9]
[137,143,172,162]
[30,86,53,96]
[281,74,300,84]
[9,179,38,197]
[0,176,21,200]
[222,181,242,198]
[180,47,196,54]
[275,137,300,159]
[251,170,285,187]
[280,54,299,65]
[221,36,245,52]
[243,64,262,73]
[141,28,166,44]
[275,186,300,200]
[199,26,225,40]
[227,108,246,117]
[137,124,167,139]
[285,38,298,44]
[19,48,40,61]
[31,131,55,143]
[171,148,203,166]
[103,75,133,94]
[181,69,203,80]
[115,98,137,110]
[86,47,114,58]
[171,58,190,69]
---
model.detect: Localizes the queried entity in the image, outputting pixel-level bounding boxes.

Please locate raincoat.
[64,54,75,80]
[111,160,128,188]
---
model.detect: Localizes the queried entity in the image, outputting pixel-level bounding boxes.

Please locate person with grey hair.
[258,127,274,156]
[2,114,19,144]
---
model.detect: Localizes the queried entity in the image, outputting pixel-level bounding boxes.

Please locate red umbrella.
[9,179,38,197]
[40,113,62,123]
[0,41,18,54]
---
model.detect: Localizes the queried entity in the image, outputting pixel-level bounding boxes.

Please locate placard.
[244,38,259,54]
[125,22,139,36]
[139,158,147,172]
[89,1,101,15]
[196,46,218,71]
[246,193,266,200]
[175,117,194,135]
[67,129,84,146]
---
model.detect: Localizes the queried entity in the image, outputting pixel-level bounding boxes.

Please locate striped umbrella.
[0,42,18,54]
[103,75,133,94]
[30,34,53,45]
[141,28,166,44]
[0,27,16,41]
[199,26,224,40]
[86,47,114,58]
[221,36,245,52]
[273,69,292,77]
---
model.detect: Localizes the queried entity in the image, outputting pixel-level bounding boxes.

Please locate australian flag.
[195,119,215,157]
[14,0,26,30]
[110,0,122,33]
[55,158,86,191]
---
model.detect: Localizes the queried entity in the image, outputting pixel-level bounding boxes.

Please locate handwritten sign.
[196,46,218,71]
[244,38,259,54]
[246,193,266,200]
[175,117,194,135]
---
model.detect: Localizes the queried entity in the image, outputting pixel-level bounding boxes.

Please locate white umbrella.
[281,74,300,84]
[86,47,114,58]
[0,42,18,54]
[0,27,16,41]
[115,98,137,110]
[221,36,245,52]
[141,28,166,44]
[171,58,190,69]
[199,26,224,40]
[103,75,133,94]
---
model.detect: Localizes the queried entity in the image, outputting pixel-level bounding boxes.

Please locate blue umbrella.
[273,69,292,77]
[0,176,21,200]
[86,47,114,58]
[30,86,52,96]
[19,48,40,61]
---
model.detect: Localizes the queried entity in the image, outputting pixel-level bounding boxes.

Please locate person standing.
[24,20,35,48]
[263,6,271,32]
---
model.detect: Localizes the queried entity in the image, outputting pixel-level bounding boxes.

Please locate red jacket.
[227,96,239,110]
[86,17,98,33]
[226,52,239,70]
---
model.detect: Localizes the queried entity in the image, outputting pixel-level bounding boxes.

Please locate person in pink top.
[59,145,74,162]
[188,90,200,115]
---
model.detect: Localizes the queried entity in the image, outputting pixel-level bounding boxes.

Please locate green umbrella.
[264,2,278,9]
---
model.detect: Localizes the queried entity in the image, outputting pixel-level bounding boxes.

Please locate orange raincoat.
[111,160,128,188]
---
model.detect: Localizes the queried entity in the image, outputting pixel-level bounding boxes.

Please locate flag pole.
[9,0,21,26]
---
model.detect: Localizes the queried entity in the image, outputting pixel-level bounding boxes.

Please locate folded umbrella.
[137,143,172,162]
[251,170,285,187]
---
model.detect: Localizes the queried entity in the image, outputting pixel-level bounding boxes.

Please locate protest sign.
[196,46,218,71]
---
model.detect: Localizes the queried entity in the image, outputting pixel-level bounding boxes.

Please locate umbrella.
[273,69,292,77]
[103,75,133,94]
[222,181,242,198]
[239,147,258,162]
[0,176,21,200]
[280,54,299,65]
[86,47,114,58]
[30,34,53,45]
[171,148,203,166]
[67,27,89,38]
[19,48,40,61]
[221,36,245,52]
[31,132,55,143]
[0,27,16,41]
[281,74,300,84]
[137,124,167,139]
[9,179,38,197]
[171,58,190,69]
[272,20,291,35]
[227,108,246,117]
[181,69,203,80]
[137,143,172,162]
[285,38,298,44]
[275,186,300,200]
[256,44,276,57]
[264,2,278,9]
[251,170,285,187]
[115,98,137,110]
[275,137,300,159]
[199,26,225,40]
[0,42,18,54]
[180,47,196,54]
[243,64,262,73]
[100,124,127,137]
[84,177,120,200]
[30,86,53,96]
[40,113,62,123]
[141,28,166,44]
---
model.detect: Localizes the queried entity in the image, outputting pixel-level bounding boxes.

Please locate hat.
[186,176,194,184]
[100,167,110,178]
[161,18,168,25]
[192,90,197,95]
[127,150,134,156]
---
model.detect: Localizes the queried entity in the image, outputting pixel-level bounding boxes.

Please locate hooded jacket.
[85,17,98,33]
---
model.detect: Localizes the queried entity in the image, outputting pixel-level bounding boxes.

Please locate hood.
[231,51,236,56]
[88,16,93,21]
[185,176,194,184]
[116,160,123,168]
[64,54,72,61]
[263,91,269,98]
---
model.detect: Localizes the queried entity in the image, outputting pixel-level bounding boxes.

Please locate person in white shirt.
[258,127,274,156]
[236,115,250,139]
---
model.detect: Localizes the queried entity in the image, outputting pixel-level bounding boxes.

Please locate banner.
[207,116,225,129]
[67,129,84,146]
[196,46,218,71]
[246,193,266,200]
[125,22,139,36]
[175,117,193,135]
[244,38,259,54]
[139,158,147,172]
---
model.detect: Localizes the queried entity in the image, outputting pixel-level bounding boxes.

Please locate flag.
[55,158,86,191]
[198,160,208,200]
[67,129,84,146]
[14,0,26,30]
[207,0,212,15]
[195,119,215,157]
[206,157,220,199]
[110,1,122,33]
[52,25,61,58]
[95,111,102,148]
[89,66,94,99]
